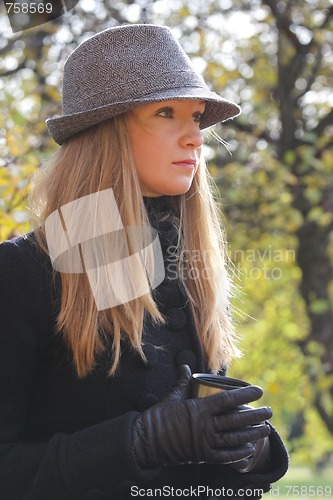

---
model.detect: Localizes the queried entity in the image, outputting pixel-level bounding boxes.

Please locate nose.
[179,124,204,149]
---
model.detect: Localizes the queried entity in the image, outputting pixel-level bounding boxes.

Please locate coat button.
[166,308,187,330]
[175,350,197,372]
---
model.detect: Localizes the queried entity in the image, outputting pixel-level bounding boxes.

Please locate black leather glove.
[132,365,272,468]
[230,433,271,473]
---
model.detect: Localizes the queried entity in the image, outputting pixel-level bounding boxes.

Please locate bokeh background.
[1,0,333,492]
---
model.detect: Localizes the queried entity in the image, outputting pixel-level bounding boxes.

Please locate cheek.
[132,142,157,181]
[131,135,150,168]
[128,122,170,173]
[137,138,164,166]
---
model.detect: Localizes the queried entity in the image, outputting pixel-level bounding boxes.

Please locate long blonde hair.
[30,115,240,377]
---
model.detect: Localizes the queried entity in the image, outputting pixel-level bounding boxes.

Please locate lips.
[172,159,197,169]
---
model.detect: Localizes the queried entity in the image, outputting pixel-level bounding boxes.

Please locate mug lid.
[192,373,250,390]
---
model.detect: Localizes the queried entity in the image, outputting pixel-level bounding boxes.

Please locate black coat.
[0,197,288,499]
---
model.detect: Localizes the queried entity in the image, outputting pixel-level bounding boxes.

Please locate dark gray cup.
[191,373,250,398]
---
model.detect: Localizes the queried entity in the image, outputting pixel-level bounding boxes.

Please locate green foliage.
[267,466,333,499]
[0,160,36,240]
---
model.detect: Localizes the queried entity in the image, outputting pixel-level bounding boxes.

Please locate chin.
[163,182,193,196]
[141,181,193,197]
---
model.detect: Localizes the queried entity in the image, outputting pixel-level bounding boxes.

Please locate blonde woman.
[0,25,288,499]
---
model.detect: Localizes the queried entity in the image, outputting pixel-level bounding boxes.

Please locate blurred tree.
[0,0,332,465]
[206,0,333,442]
[194,0,333,463]
[266,0,333,436]
[0,0,131,238]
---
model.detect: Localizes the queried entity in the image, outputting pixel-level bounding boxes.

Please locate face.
[127,99,205,197]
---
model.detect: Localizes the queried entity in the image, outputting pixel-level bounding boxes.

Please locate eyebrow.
[152,101,206,114]
[156,100,206,108]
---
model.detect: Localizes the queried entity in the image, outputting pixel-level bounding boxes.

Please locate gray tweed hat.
[46,24,241,145]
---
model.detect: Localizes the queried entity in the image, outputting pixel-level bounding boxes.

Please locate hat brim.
[46,87,241,145]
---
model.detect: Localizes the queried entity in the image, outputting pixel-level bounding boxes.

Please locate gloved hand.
[230,433,271,473]
[132,365,272,469]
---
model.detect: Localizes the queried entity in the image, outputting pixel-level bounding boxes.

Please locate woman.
[0,24,288,499]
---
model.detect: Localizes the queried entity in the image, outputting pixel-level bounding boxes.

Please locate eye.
[193,112,203,123]
[156,107,174,118]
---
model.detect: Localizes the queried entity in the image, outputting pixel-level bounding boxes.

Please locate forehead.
[155,99,206,105]
[131,99,206,115]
